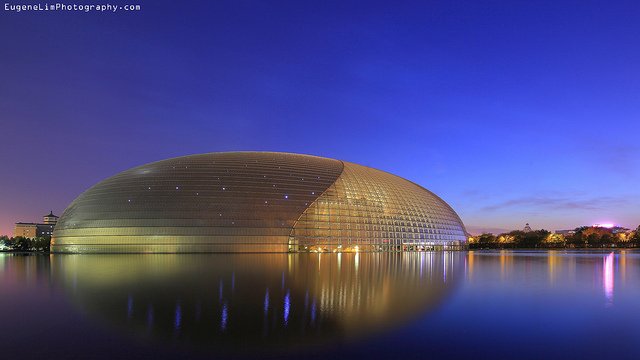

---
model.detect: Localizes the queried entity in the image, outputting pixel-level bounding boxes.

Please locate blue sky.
[1,0,639,235]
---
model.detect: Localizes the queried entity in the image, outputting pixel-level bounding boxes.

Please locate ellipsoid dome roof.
[52,152,466,253]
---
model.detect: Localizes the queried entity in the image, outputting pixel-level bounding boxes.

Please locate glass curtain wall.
[289,162,467,252]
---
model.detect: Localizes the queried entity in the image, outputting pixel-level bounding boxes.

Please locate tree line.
[469,226,640,249]
[0,235,51,252]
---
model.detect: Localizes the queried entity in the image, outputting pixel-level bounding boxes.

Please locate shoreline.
[2,248,639,255]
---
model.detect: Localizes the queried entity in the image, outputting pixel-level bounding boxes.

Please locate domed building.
[51,152,467,253]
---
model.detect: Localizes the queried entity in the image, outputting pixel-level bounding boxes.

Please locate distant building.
[14,211,59,239]
[610,226,630,234]
[555,226,630,237]
[555,229,576,237]
[13,223,38,238]
[523,223,532,233]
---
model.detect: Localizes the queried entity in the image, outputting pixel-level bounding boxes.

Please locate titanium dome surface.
[52,152,467,253]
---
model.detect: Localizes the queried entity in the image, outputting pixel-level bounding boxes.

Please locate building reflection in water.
[49,251,463,354]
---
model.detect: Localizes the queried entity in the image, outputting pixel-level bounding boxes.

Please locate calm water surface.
[2,251,640,359]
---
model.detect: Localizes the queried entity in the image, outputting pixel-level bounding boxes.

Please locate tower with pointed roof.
[43,211,59,225]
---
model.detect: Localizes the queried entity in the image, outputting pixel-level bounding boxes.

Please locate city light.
[594,223,615,228]
[603,252,614,306]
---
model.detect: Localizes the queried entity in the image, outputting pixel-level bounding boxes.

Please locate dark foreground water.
[2,250,640,360]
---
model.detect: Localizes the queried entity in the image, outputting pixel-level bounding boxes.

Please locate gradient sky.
[1,0,639,236]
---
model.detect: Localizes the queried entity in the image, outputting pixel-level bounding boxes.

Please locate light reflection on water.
[3,250,640,359]
[603,252,614,306]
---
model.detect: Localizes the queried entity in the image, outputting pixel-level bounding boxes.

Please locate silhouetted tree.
[516,230,549,248]
[32,236,51,251]
[13,236,31,251]
[600,233,614,247]
[567,232,586,247]
[0,235,51,252]
[468,226,640,249]
[0,235,10,250]
[631,226,640,246]
[478,233,497,245]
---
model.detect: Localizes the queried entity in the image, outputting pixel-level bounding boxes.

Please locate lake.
[2,250,639,359]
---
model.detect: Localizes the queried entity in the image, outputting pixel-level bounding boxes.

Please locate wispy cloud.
[481,196,629,212]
